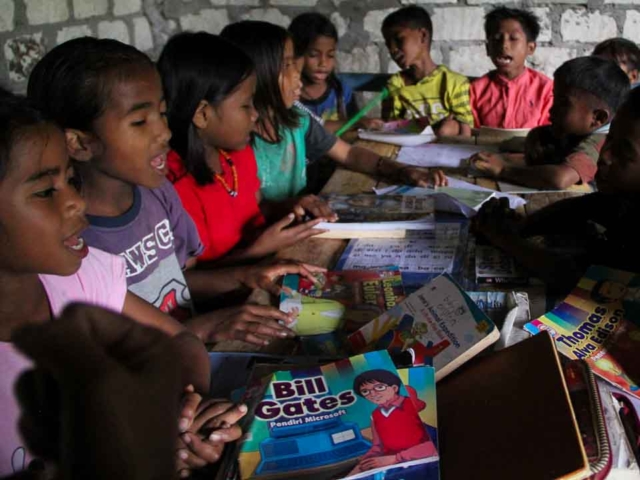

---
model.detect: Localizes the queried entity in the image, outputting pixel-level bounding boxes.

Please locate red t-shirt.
[166,146,265,262]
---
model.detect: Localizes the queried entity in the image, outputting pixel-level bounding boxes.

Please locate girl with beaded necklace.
[159,32,332,263]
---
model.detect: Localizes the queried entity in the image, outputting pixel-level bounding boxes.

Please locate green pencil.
[336,87,390,137]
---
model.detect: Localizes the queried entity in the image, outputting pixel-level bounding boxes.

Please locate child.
[593,37,640,88]
[470,7,553,129]
[0,95,212,476]
[158,32,328,262]
[289,13,371,133]
[471,56,629,190]
[380,6,474,137]
[221,21,447,204]
[473,86,640,294]
[348,369,437,475]
[27,38,318,346]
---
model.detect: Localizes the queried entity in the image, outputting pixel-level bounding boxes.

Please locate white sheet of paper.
[396,144,497,169]
[338,224,462,273]
[357,125,436,147]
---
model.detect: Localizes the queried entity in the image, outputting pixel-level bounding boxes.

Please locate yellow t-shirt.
[387,65,473,126]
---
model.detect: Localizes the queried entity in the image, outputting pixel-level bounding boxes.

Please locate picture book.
[335,221,468,293]
[232,351,440,480]
[279,268,406,335]
[524,265,640,399]
[347,274,500,381]
[357,119,436,147]
[437,332,590,480]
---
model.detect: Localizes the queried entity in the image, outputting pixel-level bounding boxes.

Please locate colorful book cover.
[235,351,439,480]
[279,268,406,335]
[475,244,529,286]
[524,265,640,399]
[347,274,499,381]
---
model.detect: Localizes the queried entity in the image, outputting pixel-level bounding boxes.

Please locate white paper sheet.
[357,125,436,147]
[396,144,498,169]
[337,224,462,273]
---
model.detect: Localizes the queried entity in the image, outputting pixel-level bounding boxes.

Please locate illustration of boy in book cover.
[347,369,438,476]
[234,351,439,480]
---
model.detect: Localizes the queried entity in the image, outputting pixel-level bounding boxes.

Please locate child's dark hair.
[0,93,51,181]
[485,7,540,43]
[593,38,640,73]
[353,369,402,397]
[27,37,154,131]
[382,6,433,44]
[554,56,630,115]
[221,21,299,142]
[621,86,640,119]
[288,13,347,120]
[158,32,254,186]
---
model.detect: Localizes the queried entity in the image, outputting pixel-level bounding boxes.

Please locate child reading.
[158,32,328,262]
[380,6,474,136]
[28,38,318,346]
[221,21,447,204]
[470,7,553,129]
[473,87,640,293]
[471,56,629,190]
[593,37,640,88]
[0,95,211,476]
[348,369,437,474]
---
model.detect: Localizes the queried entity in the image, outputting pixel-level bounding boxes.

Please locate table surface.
[212,137,588,352]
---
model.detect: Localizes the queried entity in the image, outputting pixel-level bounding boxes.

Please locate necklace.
[215,149,238,197]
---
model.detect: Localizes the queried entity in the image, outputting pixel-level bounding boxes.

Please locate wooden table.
[213,138,589,352]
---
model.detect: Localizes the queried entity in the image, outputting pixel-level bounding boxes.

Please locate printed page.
[396,144,498,169]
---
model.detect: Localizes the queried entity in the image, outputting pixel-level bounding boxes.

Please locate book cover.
[235,351,440,480]
[347,274,500,381]
[475,244,529,286]
[524,265,640,399]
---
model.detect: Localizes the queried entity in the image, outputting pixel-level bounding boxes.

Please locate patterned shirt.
[387,65,473,126]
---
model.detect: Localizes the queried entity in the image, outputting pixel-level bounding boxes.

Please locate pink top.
[0,247,127,476]
[470,68,554,129]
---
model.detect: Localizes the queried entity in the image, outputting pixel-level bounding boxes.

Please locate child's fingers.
[243,304,295,325]
[179,388,202,433]
[181,433,224,464]
[205,424,243,444]
[201,405,248,434]
[190,401,235,432]
[272,213,296,231]
[235,320,295,344]
[176,445,210,470]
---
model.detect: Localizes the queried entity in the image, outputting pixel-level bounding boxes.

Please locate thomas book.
[524,265,640,399]
[279,268,406,335]
[231,351,439,480]
[347,274,499,381]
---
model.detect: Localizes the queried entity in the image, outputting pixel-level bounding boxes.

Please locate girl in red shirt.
[159,32,331,262]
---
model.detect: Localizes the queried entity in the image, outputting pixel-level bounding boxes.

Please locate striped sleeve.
[446,73,474,126]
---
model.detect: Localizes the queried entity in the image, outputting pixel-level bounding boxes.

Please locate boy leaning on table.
[470,56,629,191]
[472,87,640,295]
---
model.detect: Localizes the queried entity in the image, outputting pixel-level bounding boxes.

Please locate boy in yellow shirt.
[381,6,473,136]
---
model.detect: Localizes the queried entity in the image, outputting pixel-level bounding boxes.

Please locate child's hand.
[176,390,247,478]
[472,197,523,246]
[186,305,296,346]
[358,455,397,471]
[239,260,327,296]
[248,213,328,257]
[470,152,507,177]
[291,195,338,222]
[359,118,385,130]
[396,166,448,187]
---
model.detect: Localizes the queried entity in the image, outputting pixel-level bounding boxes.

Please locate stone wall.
[1,0,638,92]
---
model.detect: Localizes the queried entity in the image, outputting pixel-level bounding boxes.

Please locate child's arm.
[475,158,582,190]
[473,199,586,291]
[326,138,448,187]
[445,78,474,137]
[122,292,210,393]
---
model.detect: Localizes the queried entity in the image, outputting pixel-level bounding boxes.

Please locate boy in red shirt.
[471,7,553,129]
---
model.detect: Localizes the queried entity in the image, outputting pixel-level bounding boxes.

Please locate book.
[231,351,440,480]
[314,194,435,239]
[335,220,469,293]
[524,265,640,399]
[279,268,406,336]
[475,243,529,285]
[477,126,530,142]
[437,332,590,480]
[357,119,436,147]
[347,273,500,381]
[395,143,498,169]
